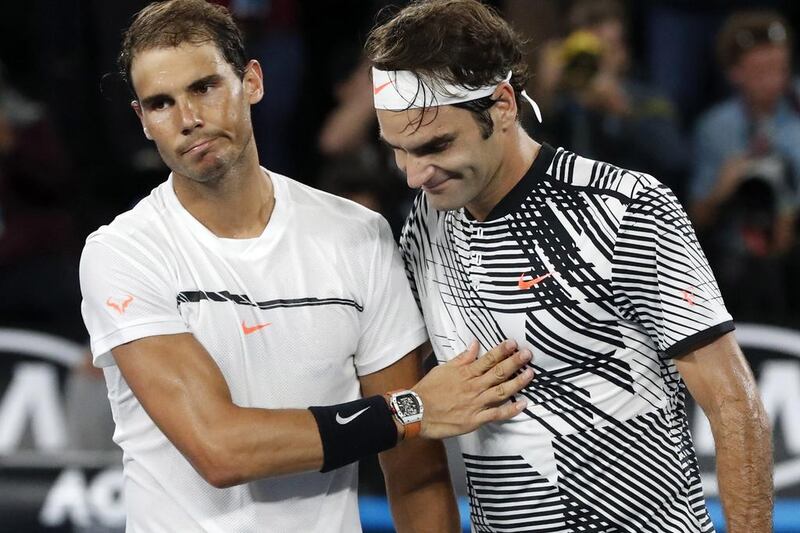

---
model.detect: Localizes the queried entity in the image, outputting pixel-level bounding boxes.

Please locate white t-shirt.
[79,170,427,533]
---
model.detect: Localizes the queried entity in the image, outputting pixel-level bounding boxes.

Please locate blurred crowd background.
[2,0,800,530]
[4,0,800,341]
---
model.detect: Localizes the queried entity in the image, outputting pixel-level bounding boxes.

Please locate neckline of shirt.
[164,168,290,256]
[461,142,557,223]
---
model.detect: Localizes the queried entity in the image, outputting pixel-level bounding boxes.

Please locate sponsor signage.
[0,325,798,531]
[690,324,800,499]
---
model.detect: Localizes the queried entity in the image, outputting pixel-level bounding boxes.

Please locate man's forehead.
[130,43,229,93]
[377,105,466,139]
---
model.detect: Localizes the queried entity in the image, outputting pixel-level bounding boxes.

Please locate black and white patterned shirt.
[400,144,733,533]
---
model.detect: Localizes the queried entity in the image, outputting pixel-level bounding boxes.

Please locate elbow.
[186,440,246,489]
[197,457,243,489]
[202,467,243,490]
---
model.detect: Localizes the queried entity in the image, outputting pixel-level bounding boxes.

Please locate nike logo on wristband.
[335,407,370,425]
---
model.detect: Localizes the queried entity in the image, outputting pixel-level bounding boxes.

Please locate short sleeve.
[79,240,189,367]
[353,217,428,376]
[612,184,734,358]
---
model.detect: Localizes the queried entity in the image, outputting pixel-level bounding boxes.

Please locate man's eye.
[196,83,212,94]
[421,142,450,155]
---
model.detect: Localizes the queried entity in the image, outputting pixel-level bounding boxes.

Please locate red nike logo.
[241,321,271,335]
[682,288,696,306]
[373,80,392,95]
[106,295,134,314]
[518,272,552,290]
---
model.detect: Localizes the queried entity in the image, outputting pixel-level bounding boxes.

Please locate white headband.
[371,67,541,123]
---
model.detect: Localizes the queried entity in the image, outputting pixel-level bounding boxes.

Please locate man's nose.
[177,98,203,134]
[404,155,435,189]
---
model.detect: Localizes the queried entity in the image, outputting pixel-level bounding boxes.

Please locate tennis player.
[367,1,772,531]
[79,1,534,531]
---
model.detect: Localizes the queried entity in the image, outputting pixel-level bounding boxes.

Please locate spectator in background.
[537,0,689,197]
[690,10,800,321]
[0,62,83,340]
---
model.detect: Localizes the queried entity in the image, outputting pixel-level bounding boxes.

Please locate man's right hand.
[412,340,533,439]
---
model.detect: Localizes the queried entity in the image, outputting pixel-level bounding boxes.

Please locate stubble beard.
[169,130,253,187]
[426,174,474,212]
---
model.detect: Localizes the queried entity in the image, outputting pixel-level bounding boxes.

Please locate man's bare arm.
[112,332,323,487]
[674,332,772,533]
[360,342,459,533]
[111,333,533,488]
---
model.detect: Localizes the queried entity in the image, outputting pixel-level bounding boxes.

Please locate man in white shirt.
[78,1,534,531]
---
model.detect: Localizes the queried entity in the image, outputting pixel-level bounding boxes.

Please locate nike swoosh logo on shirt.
[241,321,272,335]
[335,407,370,425]
[517,272,553,290]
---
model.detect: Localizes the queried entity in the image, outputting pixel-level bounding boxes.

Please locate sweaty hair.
[118,0,247,97]
[365,0,530,138]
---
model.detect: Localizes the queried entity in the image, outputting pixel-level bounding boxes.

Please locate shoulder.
[276,172,392,247]
[80,180,180,280]
[83,180,173,255]
[551,147,663,203]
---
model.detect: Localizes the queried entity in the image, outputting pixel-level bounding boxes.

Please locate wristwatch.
[386,390,424,439]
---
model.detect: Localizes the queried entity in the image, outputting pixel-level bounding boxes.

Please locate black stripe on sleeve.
[663,320,736,359]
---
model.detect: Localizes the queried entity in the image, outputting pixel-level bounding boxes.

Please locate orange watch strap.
[403,420,421,439]
[386,389,422,440]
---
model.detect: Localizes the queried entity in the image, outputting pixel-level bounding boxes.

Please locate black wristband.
[309,395,398,473]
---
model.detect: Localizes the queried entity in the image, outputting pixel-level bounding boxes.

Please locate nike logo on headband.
[373,80,392,95]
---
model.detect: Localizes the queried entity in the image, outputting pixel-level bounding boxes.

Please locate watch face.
[396,394,421,416]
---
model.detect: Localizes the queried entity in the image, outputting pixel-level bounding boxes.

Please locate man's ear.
[131,100,152,140]
[242,60,264,104]
[491,82,518,132]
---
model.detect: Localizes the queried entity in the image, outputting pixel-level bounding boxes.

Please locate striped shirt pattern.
[400,144,733,532]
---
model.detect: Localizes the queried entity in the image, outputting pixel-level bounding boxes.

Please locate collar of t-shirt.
[464,142,557,222]
[164,168,290,257]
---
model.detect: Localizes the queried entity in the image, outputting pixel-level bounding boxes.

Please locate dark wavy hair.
[118,0,247,97]
[365,0,530,138]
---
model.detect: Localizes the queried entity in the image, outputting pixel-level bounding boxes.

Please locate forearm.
[192,396,399,487]
[381,439,459,533]
[711,400,773,533]
[116,335,532,490]
[183,405,324,487]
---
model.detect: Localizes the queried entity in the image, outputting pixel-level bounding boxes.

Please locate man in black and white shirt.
[366,1,772,531]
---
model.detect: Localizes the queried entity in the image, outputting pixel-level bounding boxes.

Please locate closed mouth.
[183,137,216,155]
[422,175,452,192]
